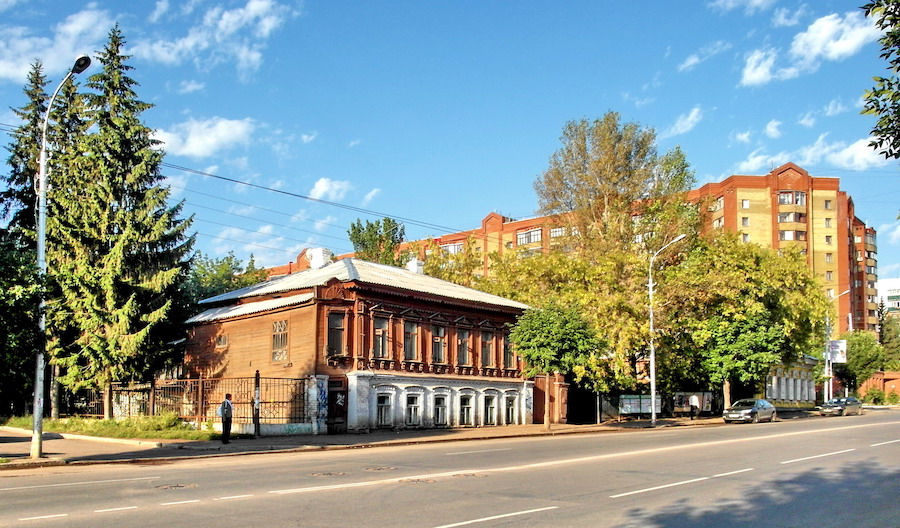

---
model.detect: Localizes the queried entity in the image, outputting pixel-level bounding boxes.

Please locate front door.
[327,388,347,434]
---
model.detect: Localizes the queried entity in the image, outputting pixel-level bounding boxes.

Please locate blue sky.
[1,0,898,276]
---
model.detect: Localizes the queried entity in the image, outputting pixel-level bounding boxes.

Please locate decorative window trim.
[272,319,288,362]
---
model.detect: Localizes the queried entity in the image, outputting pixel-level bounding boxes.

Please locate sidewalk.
[0,409,823,471]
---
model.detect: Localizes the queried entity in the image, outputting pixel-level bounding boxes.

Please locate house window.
[459,395,473,425]
[484,396,496,426]
[796,231,807,241]
[403,321,418,360]
[779,230,793,241]
[406,395,421,426]
[825,199,832,210]
[741,217,749,227]
[825,271,833,281]
[742,233,750,243]
[825,253,833,263]
[434,396,448,426]
[827,289,835,298]
[506,397,516,424]
[710,196,724,212]
[549,227,566,238]
[516,228,542,246]
[741,199,750,209]
[481,331,494,367]
[215,334,228,348]
[327,312,344,356]
[778,212,807,223]
[503,335,514,368]
[272,320,288,362]
[825,235,833,245]
[778,191,806,205]
[825,218,832,228]
[432,325,446,363]
[712,217,724,229]
[377,394,392,427]
[441,242,464,255]
[457,329,470,365]
[373,317,389,358]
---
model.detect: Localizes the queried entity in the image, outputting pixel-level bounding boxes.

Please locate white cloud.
[0,6,112,83]
[733,130,752,143]
[301,132,318,144]
[661,106,703,138]
[0,0,25,13]
[149,0,169,23]
[739,48,780,86]
[708,0,776,15]
[772,6,805,27]
[176,80,205,94]
[309,178,352,201]
[314,215,337,232]
[789,12,881,72]
[162,172,189,198]
[825,137,891,171]
[764,119,782,138]
[735,147,790,173]
[621,91,654,108]
[734,134,891,173]
[362,188,381,206]
[798,111,816,127]
[131,0,299,75]
[348,139,362,148]
[154,117,255,159]
[212,225,310,268]
[824,98,848,116]
[677,40,732,72]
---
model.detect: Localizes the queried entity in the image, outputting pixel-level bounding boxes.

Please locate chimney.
[306,248,334,269]
[406,258,424,274]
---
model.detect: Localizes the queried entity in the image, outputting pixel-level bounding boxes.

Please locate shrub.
[887,391,900,405]
[864,388,885,405]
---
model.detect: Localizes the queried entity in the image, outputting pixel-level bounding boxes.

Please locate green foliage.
[2,414,215,440]
[879,316,900,370]
[835,330,885,391]
[410,236,484,287]
[862,1,900,159]
[509,304,601,379]
[348,217,406,266]
[184,251,268,307]
[0,229,40,414]
[864,387,885,404]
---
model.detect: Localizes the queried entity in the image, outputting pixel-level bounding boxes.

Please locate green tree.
[49,26,193,417]
[880,316,900,370]
[410,236,483,287]
[348,217,406,266]
[509,304,601,430]
[862,0,900,159]
[184,251,268,307]
[834,331,885,391]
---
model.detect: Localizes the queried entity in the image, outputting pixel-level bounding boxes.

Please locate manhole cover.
[452,473,488,478]
[310,472,345,477]
[155,483,196,490]
[366,467,396,472]
[399,478,435,484]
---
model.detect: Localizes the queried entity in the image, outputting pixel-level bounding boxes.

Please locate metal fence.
[64,376,311,424]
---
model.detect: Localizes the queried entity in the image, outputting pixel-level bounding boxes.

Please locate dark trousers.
[690,405,698,420]
[222,417,232,443]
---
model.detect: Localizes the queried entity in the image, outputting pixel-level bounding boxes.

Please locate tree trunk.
[50,365,59,420]
[103,385,113,420]
[544,374,552,431]
[722,379,732,409]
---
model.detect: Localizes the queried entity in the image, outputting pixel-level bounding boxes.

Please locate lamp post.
[649,233,686,427]
[824,289,850,403]
[30,55,91,459]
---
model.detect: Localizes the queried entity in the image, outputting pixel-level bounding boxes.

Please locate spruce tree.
[51,26,193,417]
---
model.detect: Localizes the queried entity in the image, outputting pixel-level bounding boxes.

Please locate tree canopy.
[862,0,900,159]
[183,251,267,308]
[348,217,406,266]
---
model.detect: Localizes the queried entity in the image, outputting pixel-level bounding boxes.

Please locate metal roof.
[198,258,529,310]
[186,293,314,324]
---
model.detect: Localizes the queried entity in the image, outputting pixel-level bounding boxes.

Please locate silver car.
[819,397,864,416]
[722,399,777,423]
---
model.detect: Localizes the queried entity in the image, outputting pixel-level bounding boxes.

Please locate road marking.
[1,476,160,492]
[870,439,900,447]
[432,506,558,528]
[18,514,68,521]
[780,449,855,464]
[95,506,139,513]
[609,477,709,498]
[160,500,200,506]
[446,448,512,455]
[214,495,254,500]
[713,468,754,477]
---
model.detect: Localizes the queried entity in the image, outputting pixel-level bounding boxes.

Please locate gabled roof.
[186,293,314,324]
[198,258,529,311]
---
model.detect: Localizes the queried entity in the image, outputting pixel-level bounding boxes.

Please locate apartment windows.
[549,227,566,238]
[825,253,833,263]
[824,199,832,210]
[441,242,463,255]
[481,331,494,367]
[406,395,421,426]
[867,265,877,275]
[459,395,473,425]
[778,191,806,205]
[484,396,496,426]
[710,196,724,212]
[741,217,750,227]
[827,289,835,298]
[326,312,344,356]
[742,233,750,243]
[825,218,832,228]
[432,325,446,363]
[779,230,807,241]
[517,228,542,246]
[434,396,448,426]
[825,271,834,281]
[866,234,877,246]
[377,395,392,427]
[712,217,724,229]
[457,329,470,364]
[741,199,750,209]
[403,321,418,360]
[503,335,514,368]
[272,320,288,362]
[778,212,807,223]
[825,235,833,245]
[505,397,516,424]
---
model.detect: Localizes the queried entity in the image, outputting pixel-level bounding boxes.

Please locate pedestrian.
[218,393,233,444]
[689,393,700,420]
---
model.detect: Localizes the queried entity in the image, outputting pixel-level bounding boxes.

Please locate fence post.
[149,378,156,416]
[197,375,204,428]
[253,370,261,438]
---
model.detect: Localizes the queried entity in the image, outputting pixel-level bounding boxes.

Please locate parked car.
[722,399,777,423]
[819,397,863,416]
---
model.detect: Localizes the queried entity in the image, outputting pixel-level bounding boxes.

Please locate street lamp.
[649,233,686,427]
[30,55,91,459]
[824,289,850,403]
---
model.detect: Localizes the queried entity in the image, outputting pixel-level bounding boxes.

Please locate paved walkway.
[0,409,824,471]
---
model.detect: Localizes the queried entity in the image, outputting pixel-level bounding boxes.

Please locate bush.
[864,388,885,404]
[888,391,900,405]
[2,414,216,440]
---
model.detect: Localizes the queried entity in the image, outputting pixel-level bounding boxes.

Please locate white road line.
[1,476,160,492]
[432,506,558,528]
[713,468,754,477]
[870,439,900,447]
[214,495,254,500]
[446,448,512,456]
[95,506,139,513]
[160,500,200,506]
[780,449,856,464]
[609,477,709,498]
[18,514,68,521]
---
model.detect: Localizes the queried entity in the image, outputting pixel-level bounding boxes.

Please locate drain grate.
[399,478,435,484]
[365,466,397,472]
[309,472,346,477]
[452,473,488,478]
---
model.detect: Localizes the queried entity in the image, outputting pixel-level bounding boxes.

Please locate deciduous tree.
[862,0,900,159]
[348,217,406,266]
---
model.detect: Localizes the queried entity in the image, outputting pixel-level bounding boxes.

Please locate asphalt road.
[2,411,898,528]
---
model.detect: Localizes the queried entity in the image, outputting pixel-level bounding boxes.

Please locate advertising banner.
[827,340,847,363]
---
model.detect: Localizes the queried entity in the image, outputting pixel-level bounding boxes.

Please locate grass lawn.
[1,414,221,441]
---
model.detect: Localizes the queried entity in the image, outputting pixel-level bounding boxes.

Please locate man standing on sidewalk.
[219,394,233,444]
[689,393,700,420]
